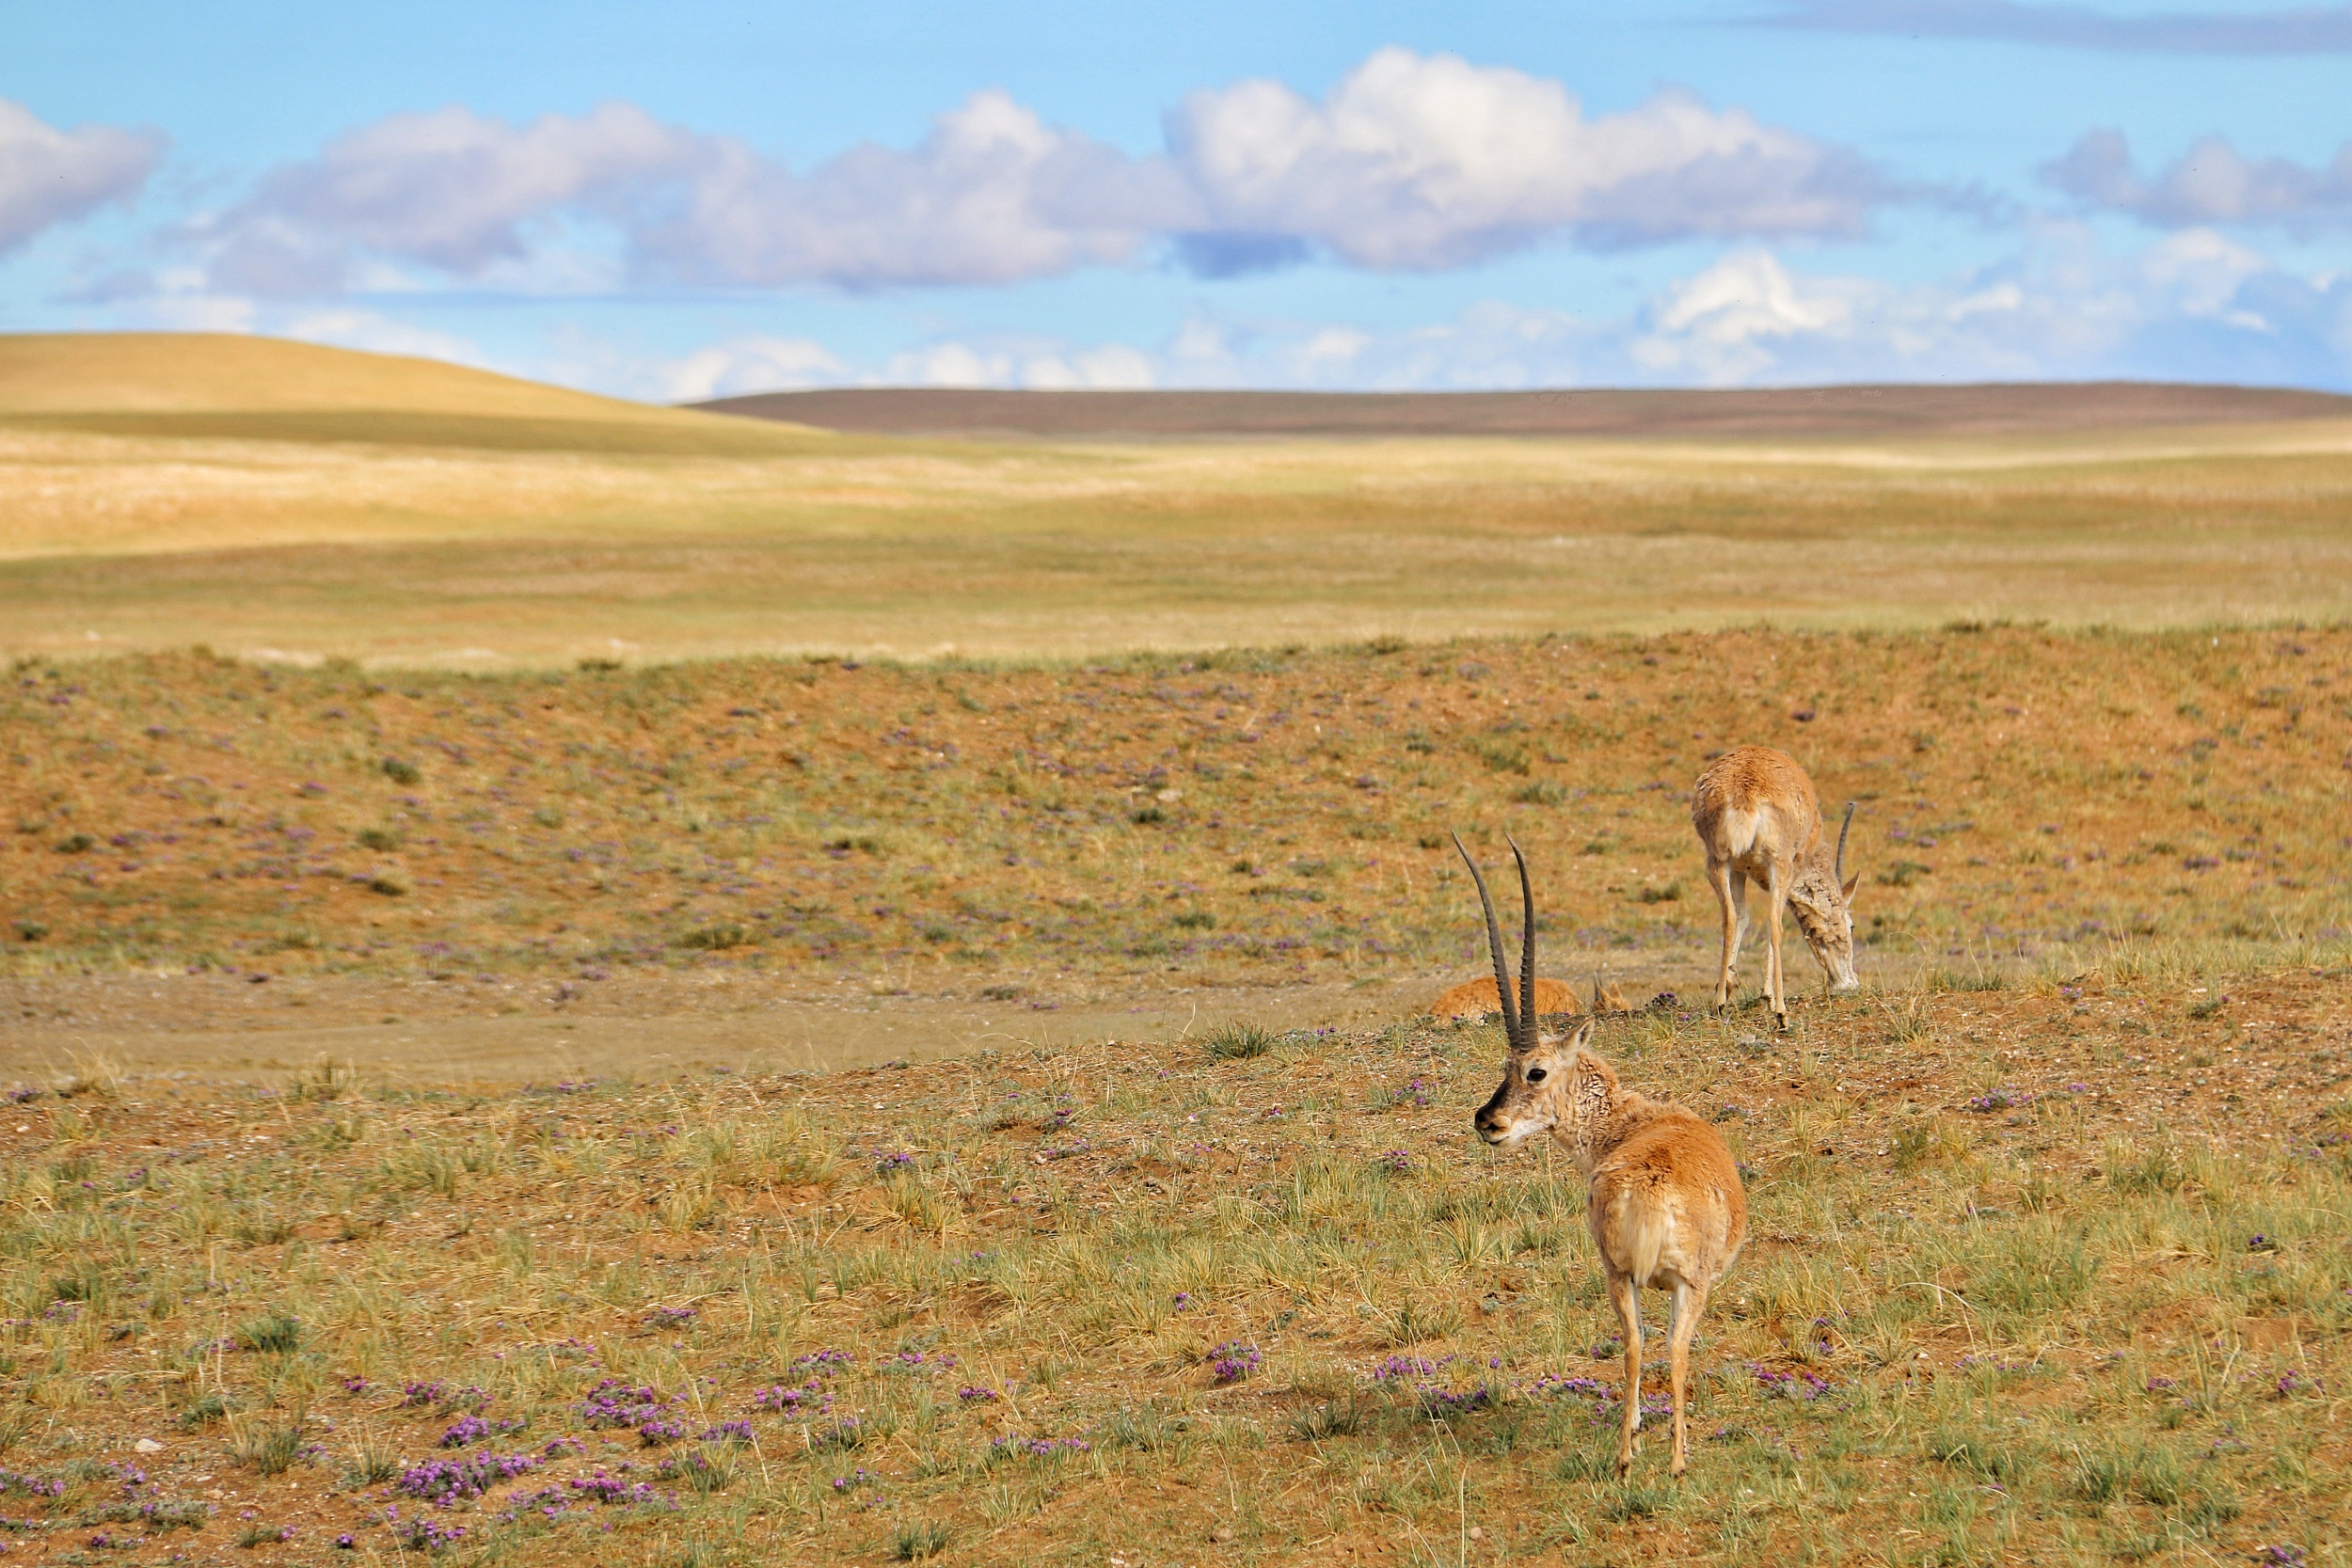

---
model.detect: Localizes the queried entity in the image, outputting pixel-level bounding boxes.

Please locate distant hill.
[0,333,820,455]
[695,382,2352,440]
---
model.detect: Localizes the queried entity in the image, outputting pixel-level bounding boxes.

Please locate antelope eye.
[1524,1067,1548,1084]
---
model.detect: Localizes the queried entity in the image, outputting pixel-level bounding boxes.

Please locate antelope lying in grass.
[1691,745,1859,1027]
[1455,833,1746,1479]
[1427,974,1577,1022]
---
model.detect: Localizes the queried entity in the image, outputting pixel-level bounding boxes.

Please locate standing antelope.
[1691,746,1859,1028]
[1455,833,1746,1480]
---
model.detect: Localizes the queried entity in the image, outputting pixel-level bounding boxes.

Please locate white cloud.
[1168,49,1883,271]
[200,101,704,295]
[0,98,164,254]
[876,336,1158,389]
[178,51,1884,297]
[640,90,1187,289]
[2043,129,2352,232]
[657,336,847,401]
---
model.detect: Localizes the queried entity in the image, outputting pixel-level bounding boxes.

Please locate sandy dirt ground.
[0,947,1737,1087]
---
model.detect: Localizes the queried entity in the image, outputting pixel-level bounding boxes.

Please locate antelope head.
[1454,832,1615,1151]
[1788,800,1862,992]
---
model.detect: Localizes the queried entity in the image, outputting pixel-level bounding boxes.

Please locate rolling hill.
[696,381,2352,439]
[0,332,819,454]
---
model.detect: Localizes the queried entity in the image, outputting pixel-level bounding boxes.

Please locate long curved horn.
[1836,800,1857,884]
[1452,832,1522,1049]
[1507,835,1536,1034]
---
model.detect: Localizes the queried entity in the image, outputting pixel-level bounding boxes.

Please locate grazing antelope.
[1455,833,1745,1479]
[1427,974,1577,1022]
[1691,746,1859,1028]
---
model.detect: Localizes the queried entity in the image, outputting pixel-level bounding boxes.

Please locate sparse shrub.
[1636,881,1681,904]
[233,1313,301,1354]
[1290,1397,1361,1440]
[679,923,750,951]
[1203,1021,1276,1060]
[356,827,401,851]
[180,1391,231,1428]
[230,1418,309,1476]
[2105,1138,2185,1195]
[892,1522,953,1561]
[379,757,421,784]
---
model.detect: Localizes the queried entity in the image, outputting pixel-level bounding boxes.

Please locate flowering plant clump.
[956,1386,999,1402]
[809,1418,865,1452]
[401,1381,448,1407]
[879,1350,959,1373]
[437,1413,528,1448]
[872,1149,917,1173]
[575,1379,687,1443]
[0,1468,65,1499]
[830,1466,879,1493]
[387,1510,469,1551]
[1753,1366,1835,1402]
[582,1470,664,1509]
[751,1382,833,1418]
[1963,1087,2030,1114]
[1371,1352,1502,1416]
[1208,1341,1261,1383]
[394,1451,542,1505]
[646,1306,698,1329]
[698,1420,755,1444]
[1376,1149,1412,1174]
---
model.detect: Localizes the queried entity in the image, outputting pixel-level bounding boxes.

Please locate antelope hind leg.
[1706,859,1740,1011]
[1667,1280,1706,1478]
[1610,1271,1643,1477]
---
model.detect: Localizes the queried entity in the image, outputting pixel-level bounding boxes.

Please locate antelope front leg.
[1666,1281,1705,1478]
[1610,1271,1643,1477]
[1706,858,1740,1011]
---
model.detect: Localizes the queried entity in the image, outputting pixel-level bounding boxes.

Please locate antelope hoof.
[1670,1449,1688,1479]
[1615,1450,1633,1480]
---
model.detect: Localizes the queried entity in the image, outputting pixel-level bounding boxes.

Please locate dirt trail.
[0,949,1732,1086]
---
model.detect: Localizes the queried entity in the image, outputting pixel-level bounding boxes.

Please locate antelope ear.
[1565,1017,1597,1054]
[1841,874,1861,901]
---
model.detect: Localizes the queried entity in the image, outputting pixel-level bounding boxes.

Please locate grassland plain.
[1,962,2350,1567]
[2,627,2345,1006]
[8,397,2352,663]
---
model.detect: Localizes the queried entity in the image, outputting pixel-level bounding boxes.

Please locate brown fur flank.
[1427,974,1578,1022]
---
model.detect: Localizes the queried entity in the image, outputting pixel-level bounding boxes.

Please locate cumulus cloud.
[199,101,705,295]
[1168,49,1885,268]
[0,98,164,254]
[658,336,847,401]
[1618,230,2352,387]
[183,51,1885,296]
[1765,1,2352,55]
[877,336,1157,389]
[2042,129,2352,232]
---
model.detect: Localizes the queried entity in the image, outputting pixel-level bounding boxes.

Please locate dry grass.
[3,627,2345,1005]
[6,411,2352,662]
[1,967,2347,1564]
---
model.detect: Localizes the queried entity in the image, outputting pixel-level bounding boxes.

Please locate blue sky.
[3,0,2348,397]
